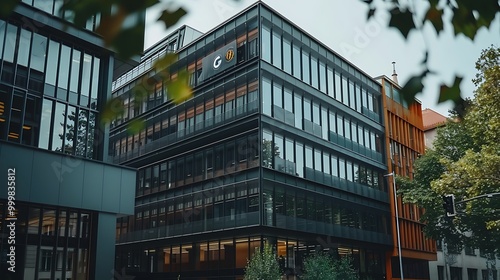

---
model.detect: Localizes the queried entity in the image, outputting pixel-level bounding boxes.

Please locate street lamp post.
[385,172,404,280]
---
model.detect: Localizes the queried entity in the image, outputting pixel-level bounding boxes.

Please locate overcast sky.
[144,0,500,116]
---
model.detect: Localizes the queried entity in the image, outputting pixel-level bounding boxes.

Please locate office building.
[112,2,433,279]
[0,1,138,279]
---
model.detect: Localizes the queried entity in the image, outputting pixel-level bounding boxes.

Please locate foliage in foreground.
[244,242,281,280]
[302,252,359,280]
[398,45,500,256]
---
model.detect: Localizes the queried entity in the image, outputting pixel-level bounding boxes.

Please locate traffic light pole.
[456,192,500,204]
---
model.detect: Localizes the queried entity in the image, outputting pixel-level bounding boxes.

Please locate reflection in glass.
[283,38,291,74]
[0,20,5,55]
[292,44,300,79]
[301,51,309,84]
[80,54,92,106]
[52,102,65,151]
[335,72,341,102]
[327,66,334,98]
[39,99,53,149]
[64,106,76,154]
[76,109,88,157]
[262,130,273,168]
[45,40,59,96]
[262,79,271,116]
[17,29,31,66]
[22,96,41,146]
[30,33,47,72]
[86,112,95,158]
[294,94,302,129]
[3,24,17,62]
[272,32,281,69]
[311,57,318,88]
[57,45,71,100]
[262,26,271,62]
[90,57,100,109]
[34,0,54,14]
[70,49,81,103]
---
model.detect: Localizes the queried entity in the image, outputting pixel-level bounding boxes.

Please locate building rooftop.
[422,108,447,131]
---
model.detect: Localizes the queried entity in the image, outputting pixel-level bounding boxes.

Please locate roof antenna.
[392,61,399,85]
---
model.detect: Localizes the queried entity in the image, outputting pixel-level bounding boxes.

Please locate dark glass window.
[327,66,334,98]
[294,93,302,129]
[272,31,281,69]
[86,112,96,158]
[262,26,271,62]
[69,49,81,103]
[262,79,272,116]
[51,102,66,151]
[292,43,300,79]
[90,57,100,109]
[283,38,291,74]
[3,24,17,62]
[18,29,31,67]
[301,50,310,84]
[75,109,88,157]
[39,98,53,149]
[0,20,5,57]
[45,40,59,97]
[64,105,76,154]
[334,71,341,102]
[295,142,303,177]
[311,56,318,88]
[80,53,92,106]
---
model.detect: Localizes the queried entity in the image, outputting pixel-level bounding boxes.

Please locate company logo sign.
[213,55,222,69]
[201,41,237,81]
[225,48,235,62]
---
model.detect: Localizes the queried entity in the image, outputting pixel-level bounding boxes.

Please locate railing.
[112,100,258,163]
[117,212,259,243]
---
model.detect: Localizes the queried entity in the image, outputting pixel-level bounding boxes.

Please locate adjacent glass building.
[111,3,431,279]
[0,1,138,279]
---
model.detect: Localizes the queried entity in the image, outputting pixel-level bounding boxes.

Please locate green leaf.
[95,7,128,46]
[0,0,19,17]
[166,70,192,104]
[158,7,187,29]
[127,118,145,135]
[367,8,376,20]
[425,6,444,34]
[399,70,428,105]
[388,8,416,38]
[438,76,462,103]
[451,6,478,39]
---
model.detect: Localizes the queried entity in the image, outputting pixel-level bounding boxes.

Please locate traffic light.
[442,194,456,217]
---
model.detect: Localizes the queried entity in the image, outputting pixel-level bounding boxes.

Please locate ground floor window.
[0,201,94,279]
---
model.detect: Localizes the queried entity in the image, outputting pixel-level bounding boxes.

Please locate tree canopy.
[398,45,500,256]
[244,242,281,280]
[302,252,359,280]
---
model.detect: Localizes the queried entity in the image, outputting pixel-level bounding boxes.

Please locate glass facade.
[112,3,391,280]
[0,202,93,280]
[20,0,101,31]
[0,19,103,159]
